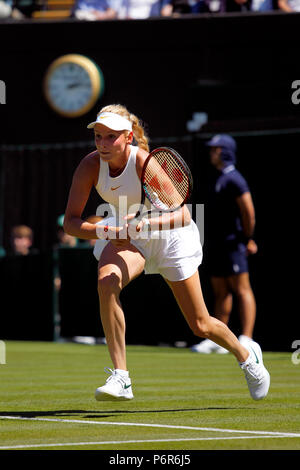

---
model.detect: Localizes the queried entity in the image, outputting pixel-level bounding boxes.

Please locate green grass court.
[0,341,300,451]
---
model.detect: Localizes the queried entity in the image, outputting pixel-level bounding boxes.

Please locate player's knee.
[98,272,121,298]
[190,319,210,338]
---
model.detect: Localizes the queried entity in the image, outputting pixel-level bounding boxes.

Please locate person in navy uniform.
[191,134,258,354]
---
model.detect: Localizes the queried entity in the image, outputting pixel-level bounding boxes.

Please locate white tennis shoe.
[240,340,270,400]
[95,368,134,401]
[190,338,229,354]
[238,334,253,347]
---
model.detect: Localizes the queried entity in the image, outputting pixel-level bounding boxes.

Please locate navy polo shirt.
[206,164,250,248]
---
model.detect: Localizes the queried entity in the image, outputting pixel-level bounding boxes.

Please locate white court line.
[0,435,297,450]
[1,415,300,438]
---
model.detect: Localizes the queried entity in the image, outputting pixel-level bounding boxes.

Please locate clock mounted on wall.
[43,54,104,118]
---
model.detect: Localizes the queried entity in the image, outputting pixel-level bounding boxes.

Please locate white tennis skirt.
[93,220,202,282]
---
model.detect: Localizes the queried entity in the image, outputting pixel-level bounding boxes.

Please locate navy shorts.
[206,242,249,277]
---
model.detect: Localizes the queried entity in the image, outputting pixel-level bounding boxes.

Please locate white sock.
[239,350,252,367]
[115,369,129,378]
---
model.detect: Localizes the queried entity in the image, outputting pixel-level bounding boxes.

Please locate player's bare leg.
[97,242,145,371]
[165,270,249,363]
[166,270,270,400]
[95,242,145,401]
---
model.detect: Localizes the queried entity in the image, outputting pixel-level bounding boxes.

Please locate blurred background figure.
[161,0,209,16]
[56,214,78,248]
[161,0,192,15]
[0,0,12,18]
[5,0,43,19]
[250,0,273,11]
[9,225,37,256]
[71,0,117,20]
[54,214,78,290]
[53,215,78,299]
[191,134,258,354]
[0,0,27,19]
[277,0,300,11]
[0,226,6,257]
[225,0,273,12]
[117,0,171,18]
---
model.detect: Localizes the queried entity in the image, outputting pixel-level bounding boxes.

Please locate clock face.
[44,55,103,117]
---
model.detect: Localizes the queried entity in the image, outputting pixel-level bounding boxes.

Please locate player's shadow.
[0,407,254,420]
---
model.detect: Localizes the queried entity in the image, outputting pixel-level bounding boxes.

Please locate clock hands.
[67,82,90,90]
[44,54,103,117]
[67,83,80,89]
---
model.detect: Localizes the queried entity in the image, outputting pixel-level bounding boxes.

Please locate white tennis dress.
[93,145,203,281]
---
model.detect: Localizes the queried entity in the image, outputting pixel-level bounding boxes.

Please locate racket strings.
[143,150,190,210]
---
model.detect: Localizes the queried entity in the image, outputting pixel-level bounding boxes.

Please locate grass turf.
[0,341,300,451]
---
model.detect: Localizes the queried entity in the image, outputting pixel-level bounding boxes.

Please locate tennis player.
[63,104,270,401]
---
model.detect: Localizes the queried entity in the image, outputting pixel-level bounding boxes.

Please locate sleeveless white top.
[95,145,151,220]
[92,145,203,281]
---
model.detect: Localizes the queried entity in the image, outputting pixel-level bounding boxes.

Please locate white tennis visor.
[87,112,133,131]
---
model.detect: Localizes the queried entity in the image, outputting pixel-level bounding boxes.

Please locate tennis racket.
[90,147,193,238]
[132,146,193,225]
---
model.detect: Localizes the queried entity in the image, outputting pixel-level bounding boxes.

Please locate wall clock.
[43,54,104,118]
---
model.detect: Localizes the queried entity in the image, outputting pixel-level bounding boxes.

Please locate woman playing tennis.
[63,104,270,401]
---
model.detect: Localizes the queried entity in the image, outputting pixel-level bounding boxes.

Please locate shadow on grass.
[0,407,255,420]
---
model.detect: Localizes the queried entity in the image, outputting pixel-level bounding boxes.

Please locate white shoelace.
[103,367,127,386]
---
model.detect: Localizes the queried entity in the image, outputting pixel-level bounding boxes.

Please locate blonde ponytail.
[98,104,149,152]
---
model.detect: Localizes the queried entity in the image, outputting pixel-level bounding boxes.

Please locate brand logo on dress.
[111,185,122,191]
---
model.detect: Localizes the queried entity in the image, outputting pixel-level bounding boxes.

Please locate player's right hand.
[246,239,258,255]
